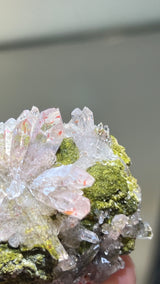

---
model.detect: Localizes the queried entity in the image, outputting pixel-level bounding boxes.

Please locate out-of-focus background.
[0,1,160,283]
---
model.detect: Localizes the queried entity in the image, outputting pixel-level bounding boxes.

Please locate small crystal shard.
[0,107,152,283]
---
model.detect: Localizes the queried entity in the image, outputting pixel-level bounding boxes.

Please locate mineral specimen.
[0,107,152,283]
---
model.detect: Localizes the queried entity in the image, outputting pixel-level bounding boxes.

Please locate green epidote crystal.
[0,244,55,283]
[111,135,131,166]
[56,138,79,165]
[120,237,136,254]
[83,159,139,217]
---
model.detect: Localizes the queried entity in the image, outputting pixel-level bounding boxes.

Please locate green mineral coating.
[120,237,136,254]
[78,241,91,255]
[0,244,55,283]
[111,135,131,166]
[20,241,59,261]
[56,138,79,165]
[83,159,139,220]
[0,244,23,270]
[81,219,95,230]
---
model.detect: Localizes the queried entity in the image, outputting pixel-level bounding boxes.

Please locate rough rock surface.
[0,107,152,283]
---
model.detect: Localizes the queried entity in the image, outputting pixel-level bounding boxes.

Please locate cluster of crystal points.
[0,107,152,283]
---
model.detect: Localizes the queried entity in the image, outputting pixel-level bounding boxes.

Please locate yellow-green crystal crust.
[120,237,136,254]
[83,159,139,216]
[0,244,54,283]
[110,135,131,165]
[56,137,80,166]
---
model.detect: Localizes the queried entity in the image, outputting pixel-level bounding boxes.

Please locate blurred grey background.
[0,1,160,283]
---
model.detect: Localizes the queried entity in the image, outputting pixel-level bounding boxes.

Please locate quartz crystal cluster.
[0,107,152,283]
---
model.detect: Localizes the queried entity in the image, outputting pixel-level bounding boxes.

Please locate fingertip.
[102,255,136,284]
